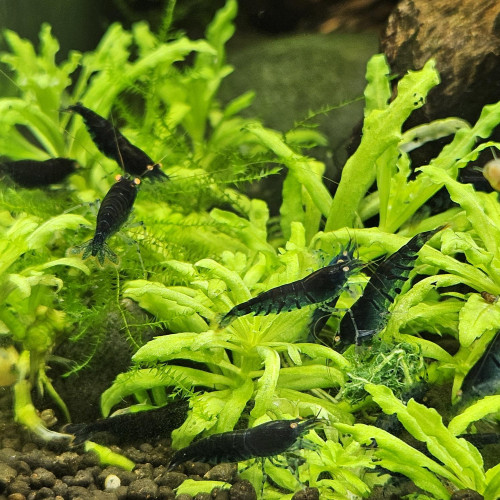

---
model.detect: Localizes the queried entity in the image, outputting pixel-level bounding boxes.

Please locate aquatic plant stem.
[13,350,71,441]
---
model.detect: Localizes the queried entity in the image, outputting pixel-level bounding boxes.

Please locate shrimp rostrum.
[168,417,320,469]
[220,254,364,328]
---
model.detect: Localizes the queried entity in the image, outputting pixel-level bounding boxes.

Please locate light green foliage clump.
[1,0,500,498]
[337,385,500,499]
[0,210,90,436]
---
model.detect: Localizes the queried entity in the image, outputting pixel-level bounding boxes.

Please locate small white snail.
[104,474,121,491]
[483,158,500,191]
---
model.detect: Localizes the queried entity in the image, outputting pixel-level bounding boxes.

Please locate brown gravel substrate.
[0,391,319,500]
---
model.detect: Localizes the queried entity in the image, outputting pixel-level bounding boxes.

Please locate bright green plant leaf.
[335,422,453,499]
[251,346,280,419]
[400,118,470,153]
[448,395,500,436]
[176,479,231,496]
[363,54,391,115]
[458,294,500,347]
[484,463,500,500]
[366,384,486,492]
[326,58,439,231]
[84,441,135,471]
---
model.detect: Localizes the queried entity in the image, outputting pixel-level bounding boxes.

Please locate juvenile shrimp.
[336,226,444,351]
[74,175,140,264]
[219,255,364,328]
[168,417,320,469]
[65,102,168,181]
[0,157,78,187]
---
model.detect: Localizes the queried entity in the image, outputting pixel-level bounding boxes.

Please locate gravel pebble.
[67,485,92,500]
[229,480,257,500]
[133,463,153,480]
[0,448,19,469]
[64,468,94,487]
[127,478,158,499]
[114,484,128,500]
[79,452,100,468]
[291,487,320,500]
[22,444,38,453]
[8,492,27,500]
[175,494,193,500]
[123,447,146,463]
[139,443,153,454]
[52,479,69,497]
[155,471,187,489]
[0,462,17,491]
[7,479,31,497]
[158,486,175,500]
[88,490,119,500]
[183,463,210,477]
[212,488,229,500]
[203,464,236,483]
[30,467,56,488]
[3,437,21,450]
[22,450,54,471]
[157,485,175,500]
[34,486,55,499]
[13,461,31,475]
[52,452,81,477]
[193,493,211,500]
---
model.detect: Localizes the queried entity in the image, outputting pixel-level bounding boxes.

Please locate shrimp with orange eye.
[219,253,364,328]
[75,175,140,264]
[66,102,168,181]
[168,417,320,470]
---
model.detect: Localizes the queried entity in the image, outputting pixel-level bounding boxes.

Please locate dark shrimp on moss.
[168,416,320,470]
[65,102,168,181]
[220,252,364,328]
[336,226,444,352]
[73,175,140,265]
[0,157,78,187]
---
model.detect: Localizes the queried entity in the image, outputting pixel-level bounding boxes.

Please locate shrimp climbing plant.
[102,52,500,498]
[103,219,355,449]
[102,58,446,437]
[0,0,320,443]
